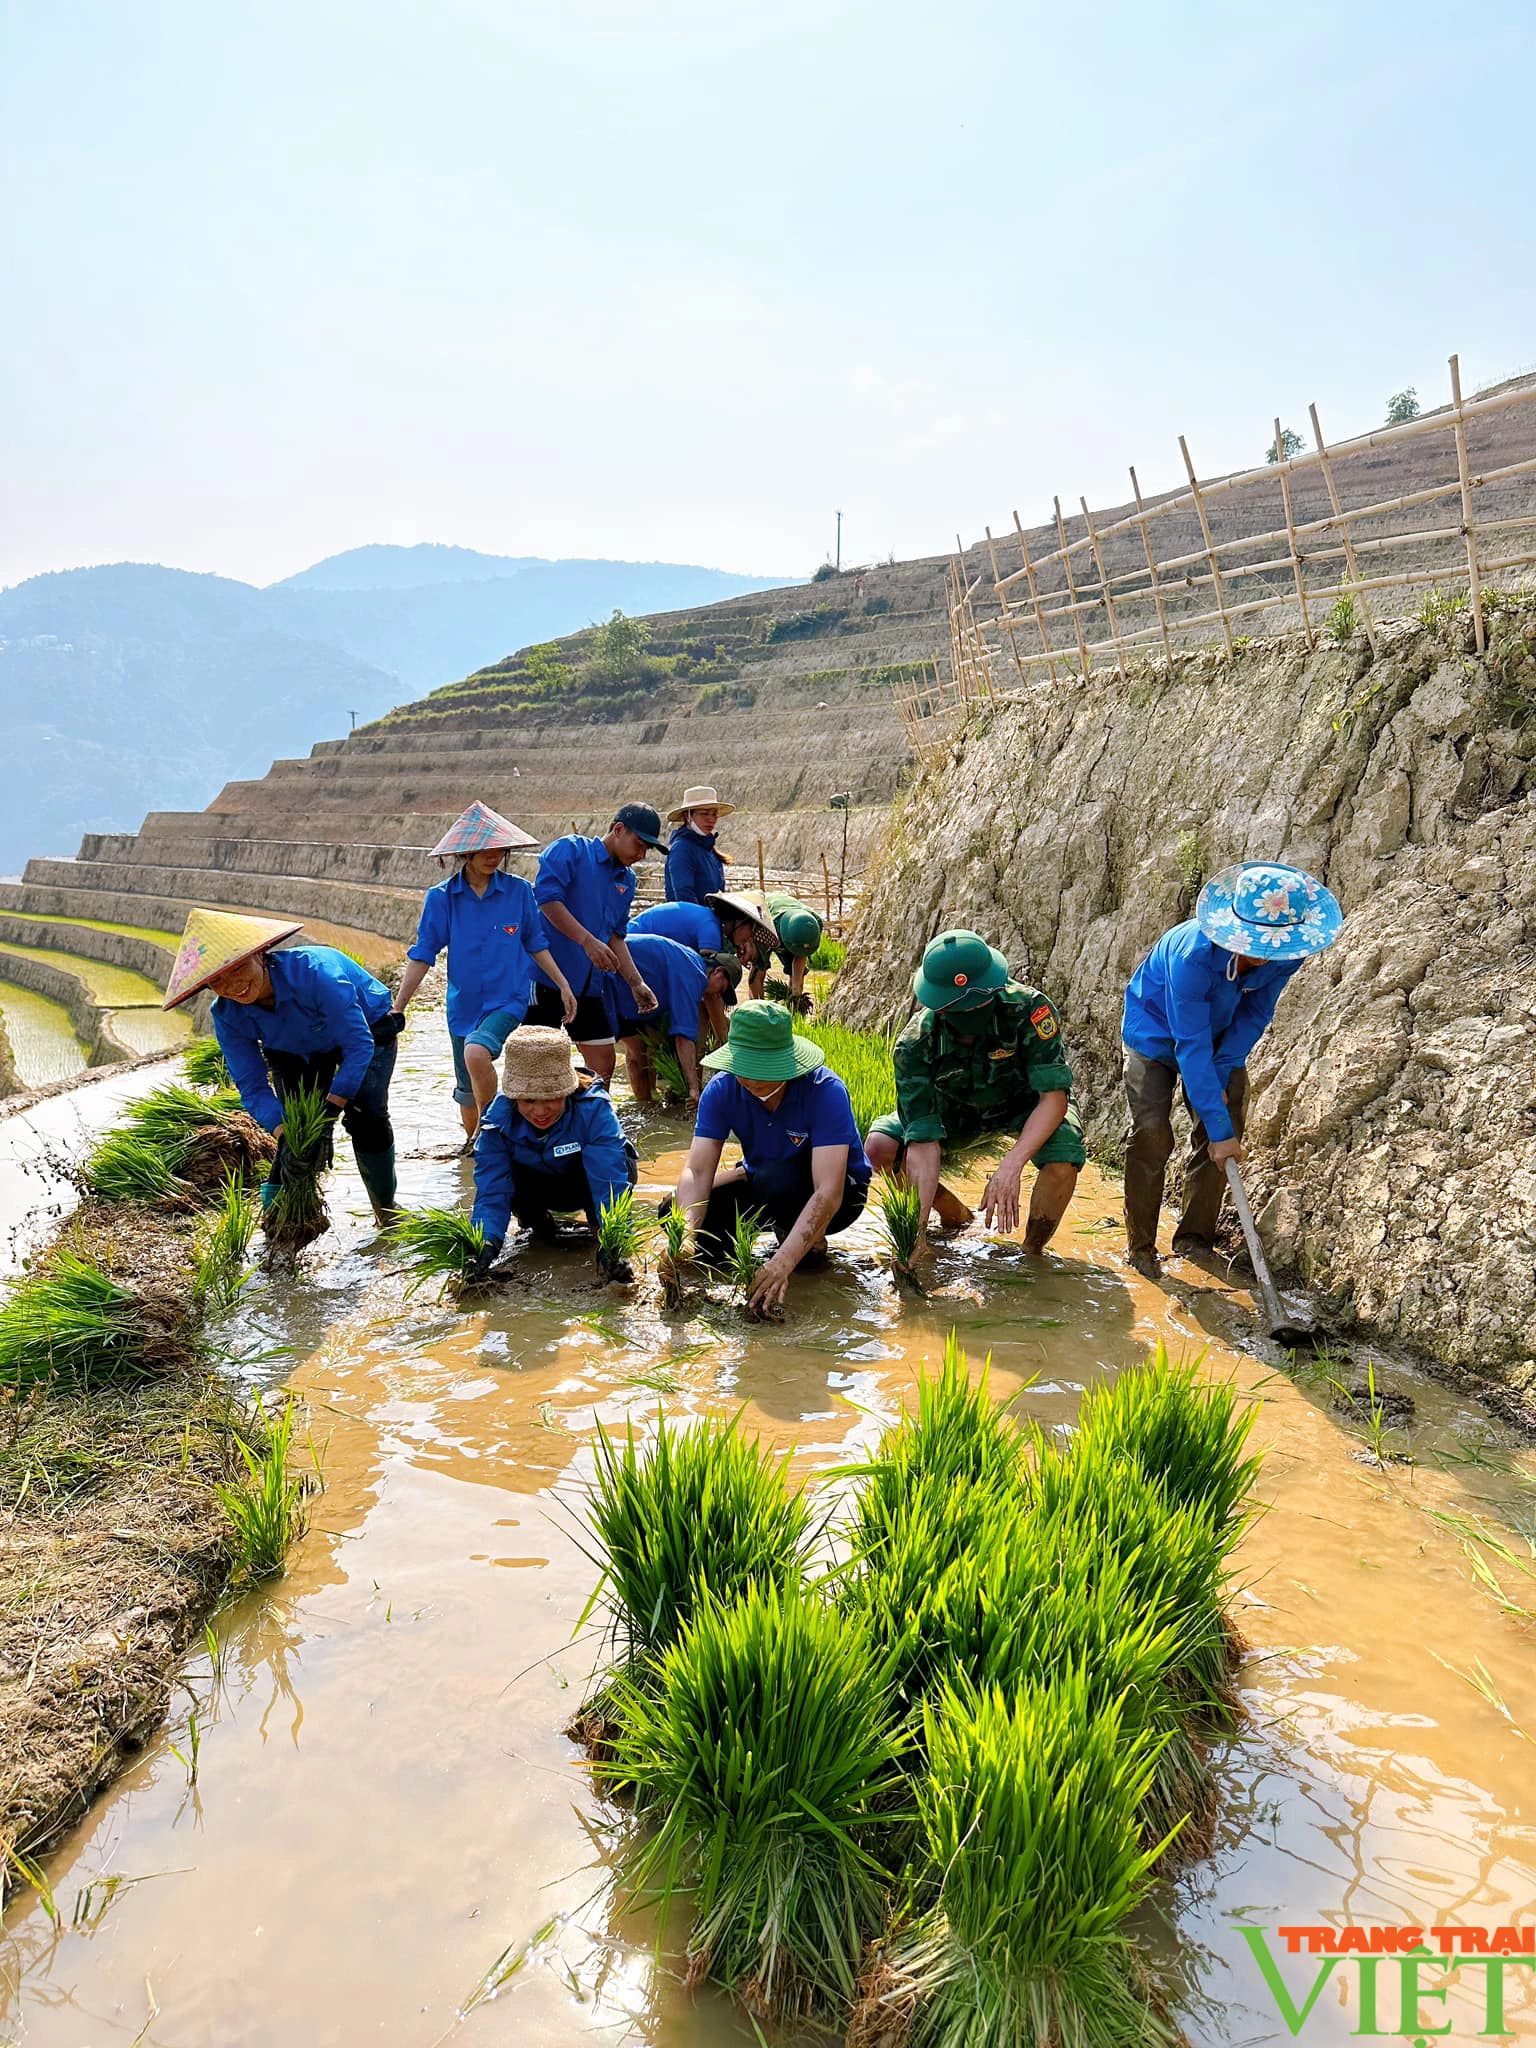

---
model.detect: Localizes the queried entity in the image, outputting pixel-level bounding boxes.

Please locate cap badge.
[954,972,968,986]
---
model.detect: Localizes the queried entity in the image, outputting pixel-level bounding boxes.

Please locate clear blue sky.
[2,0,1531,589]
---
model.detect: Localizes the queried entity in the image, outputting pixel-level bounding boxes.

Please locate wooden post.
[1178,434,1235,653]
[984,525,1029,688]
[1054,496,1093,681]
[1012,510,1061,681]
[1080,496,1127,680]
[1447,353,1487,655]
[821,851,833,929]
[757,838,767,901]
[1308,401,1379,653]
[1272,416,1316,649]
[1128,466,1176,669]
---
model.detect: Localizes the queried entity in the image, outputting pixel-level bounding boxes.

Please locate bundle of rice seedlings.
[728,1205,767,1313]
[192,1171,257,1315]
[215,1397,312,1583]
[385,1207,488,1297]
[83,1129,192,1205]
[855,1674,1176,2048]
[649,1035,689,1105]
[596,1186,647,1280]
[580,1410,814,1675]
[794,1017,896,1137]
[182,1035,231,1090]
[120,1083,273,1191]
[0,1253,161,1391]
[851,1333,1023,1516]
[876,1173,924,1284]
[1077,1341,1261,1539]
[261,1083,332,1250]
[607,1581,906,2018]
[657,1201,689,1310]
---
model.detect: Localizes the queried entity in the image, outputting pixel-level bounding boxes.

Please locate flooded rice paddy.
[0,987,86,1091]
[2,1019,1535,2046]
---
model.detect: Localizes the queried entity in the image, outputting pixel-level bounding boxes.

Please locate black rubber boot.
[355,1144,398,1226]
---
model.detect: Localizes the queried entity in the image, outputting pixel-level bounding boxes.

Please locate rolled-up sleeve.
[893,1030,946,1145]
[408,886,448,967]
[213,1007,284,1132]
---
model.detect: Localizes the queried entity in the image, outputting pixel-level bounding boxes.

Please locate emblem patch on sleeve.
[1030,1003,1059,1039]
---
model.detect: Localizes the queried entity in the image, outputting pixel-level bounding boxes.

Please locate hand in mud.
[632,981,658,1014]
[466,1241,501,1285]
[1208,1137,1244,1166]
[748,1251,793,1317]
[981,1155,1025,1235]
[597,1247,635,1285]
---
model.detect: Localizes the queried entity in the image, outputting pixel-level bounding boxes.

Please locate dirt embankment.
[834,610,1536,1391]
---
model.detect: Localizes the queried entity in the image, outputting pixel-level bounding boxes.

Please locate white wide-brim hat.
[667,784,735,823]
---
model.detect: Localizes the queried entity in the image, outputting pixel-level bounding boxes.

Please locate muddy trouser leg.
[699,1154,866,1262]
[1122,1051,1177,1257]
[1176,1067,1248,1243]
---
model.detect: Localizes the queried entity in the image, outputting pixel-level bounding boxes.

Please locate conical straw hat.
[162,909,303,1009]
[431,800,537,858]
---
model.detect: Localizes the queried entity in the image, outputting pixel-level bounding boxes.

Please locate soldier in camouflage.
[865,929,1085,1255]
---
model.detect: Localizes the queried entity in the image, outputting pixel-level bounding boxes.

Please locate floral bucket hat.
[1196,862,1343,960]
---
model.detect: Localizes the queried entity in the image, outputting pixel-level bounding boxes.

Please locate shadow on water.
[2,1021,1535,2047]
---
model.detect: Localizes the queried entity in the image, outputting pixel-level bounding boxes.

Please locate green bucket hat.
[913,929,1011,1012]
[702,999,824,1081]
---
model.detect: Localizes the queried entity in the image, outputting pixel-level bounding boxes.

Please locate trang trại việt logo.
[1240,1924,1533,2039]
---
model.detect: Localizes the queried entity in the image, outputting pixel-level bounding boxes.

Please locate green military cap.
[768,895,823,959]
[913,929,1011,1012]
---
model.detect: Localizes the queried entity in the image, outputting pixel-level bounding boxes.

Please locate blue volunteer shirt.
[613,934,708,1040]
[212,945,392,1133]
[407,866,548,1038]
[533,834,637,996]
[471,1080,632,1245]
[629,900,723,952]
[695,1065,871,1187]
[1121,920,1302,1142]
[664,825,726,905]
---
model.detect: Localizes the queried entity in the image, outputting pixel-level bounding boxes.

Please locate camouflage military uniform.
[868,980,1087,1167]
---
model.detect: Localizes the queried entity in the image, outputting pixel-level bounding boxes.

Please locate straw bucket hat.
[162,909,303,1009]
[667,784,735,824]
[431,800,536,859]
[500,1025,579,1100]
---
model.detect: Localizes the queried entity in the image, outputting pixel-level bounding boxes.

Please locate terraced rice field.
[0,940,168,1008]
[108,1007,193,1055]
[5,912,179,947]
[0,984,86,1087]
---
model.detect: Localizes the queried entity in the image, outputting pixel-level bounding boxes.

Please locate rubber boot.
[355,1144,398,1227]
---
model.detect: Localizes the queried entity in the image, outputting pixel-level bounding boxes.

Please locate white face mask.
[1226,953,1239,982]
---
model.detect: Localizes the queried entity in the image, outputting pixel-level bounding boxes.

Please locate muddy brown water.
[3,1023,1535,2046]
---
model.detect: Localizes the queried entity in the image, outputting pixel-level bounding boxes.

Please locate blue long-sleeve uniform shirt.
[471,1081,632,1245]
[406,866,548,1037]
[613,934,709,1040]
[212,945,392,1132]
[532,834,638,996]
[664,826,725,905]
[629,900,724,952]
[1121,920,1302,1142]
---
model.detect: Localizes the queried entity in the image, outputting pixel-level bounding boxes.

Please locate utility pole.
[835,511,842,572]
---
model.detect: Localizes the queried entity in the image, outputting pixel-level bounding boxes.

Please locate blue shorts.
[449,1008,526,1105]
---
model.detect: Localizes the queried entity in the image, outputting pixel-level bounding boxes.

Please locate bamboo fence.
[898,354,1536,762]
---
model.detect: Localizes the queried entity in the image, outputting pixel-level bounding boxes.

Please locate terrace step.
[1,874,410,962]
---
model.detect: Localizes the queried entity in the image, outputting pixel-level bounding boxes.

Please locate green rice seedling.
[119,1082,271,1190]
[728,1204,766,1309]
[83,1129,190,1204]
[876,1171,924,1282]
[596,1186,647,1279]
[215,1398,311,1584]
[859,1674,1176,2048]
[810,931,846,973]
[794,1016,896,1136]
[658,1201,689,1310]
[385,1206,488,1296]
[261,1082,332,1248]
[168,1706,202,1786]
[849,1332,1023,1516]
[0,1253,159,1392]
[607,1581,906,2017]
[192,1171,257,1314]
[580,1409,813,1671]
[649,1034,689,1104]
[182,1035,231,1090]
[1076,1342,1261,1539]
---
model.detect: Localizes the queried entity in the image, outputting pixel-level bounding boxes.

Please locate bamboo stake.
[1128,466,1176,670]
[984,525,1028,688]
[1012,509,1062,680]
[1448,353,1487,654]
[757,838,767,900]
[1054,496,1093,680]
[821,852,832,929]
[1272,415,1316,649]
[1307,401,1378,652]
[1179,434,1235,653]
[1080,497,1127,680]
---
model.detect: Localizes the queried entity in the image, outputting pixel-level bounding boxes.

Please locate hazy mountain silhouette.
[0,551,789,872]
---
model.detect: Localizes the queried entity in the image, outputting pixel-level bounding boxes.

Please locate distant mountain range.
[0,547,789,873]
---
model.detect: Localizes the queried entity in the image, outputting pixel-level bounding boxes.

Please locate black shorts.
[527,980,615,1044]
